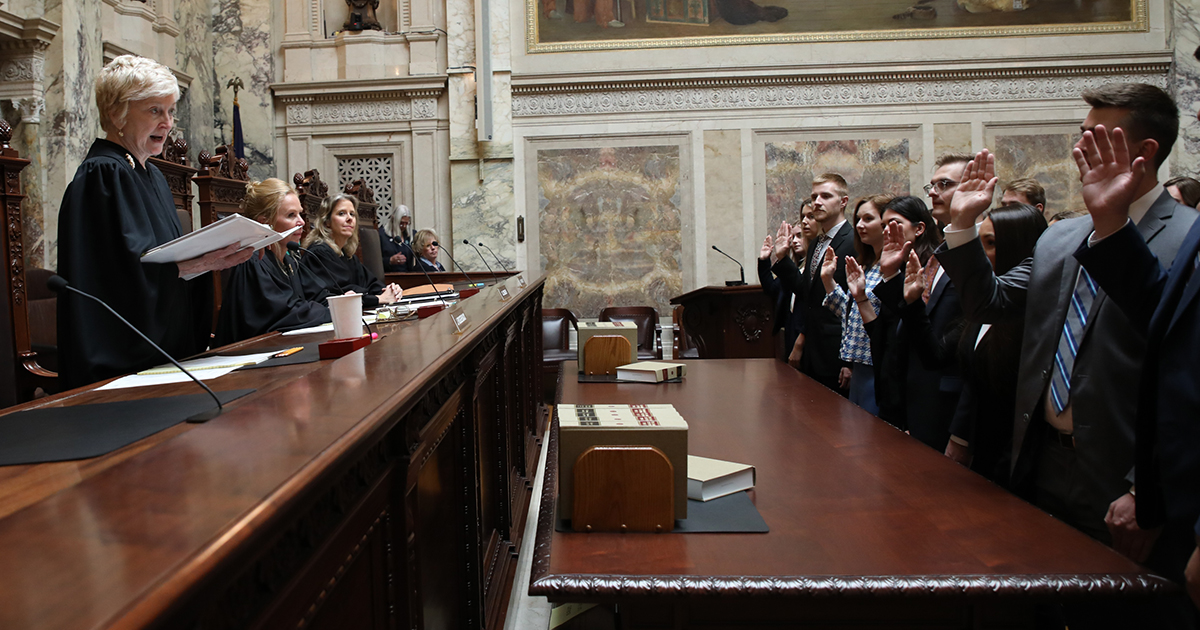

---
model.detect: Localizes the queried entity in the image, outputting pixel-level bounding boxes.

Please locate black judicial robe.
[214,249,332,347]
[378,226,413,272]
[300,241,386,307]
[57,139,212,389]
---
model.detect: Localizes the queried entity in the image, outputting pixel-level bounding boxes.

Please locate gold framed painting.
[527,0,1147,52]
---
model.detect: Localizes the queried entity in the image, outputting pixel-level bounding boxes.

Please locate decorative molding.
[733,305,767,343]
[513,69,1170,117]
[528,573,1176,598]
[10,96,43,124]
[286,104,311,124]
[412,97,437,119]
[310,100,412,124]
[0,57,39,83]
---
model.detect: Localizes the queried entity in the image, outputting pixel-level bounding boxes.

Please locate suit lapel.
[1166,229,1200,333]
[926,271,948,314]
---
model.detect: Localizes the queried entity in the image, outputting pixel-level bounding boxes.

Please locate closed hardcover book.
[616,361,687,383]
[687,455,756,502]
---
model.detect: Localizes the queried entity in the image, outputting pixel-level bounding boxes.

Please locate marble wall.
[212,0,275,181]
[989,132,1083,216]
[42,0,105,270]
[1171,0,1200,178]
[175,0,218,170]
[764,138,912,230]
[536,145,683,317]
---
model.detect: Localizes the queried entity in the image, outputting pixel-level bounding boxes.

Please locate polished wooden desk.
[531,359,1173,628]
[0,274,546,630]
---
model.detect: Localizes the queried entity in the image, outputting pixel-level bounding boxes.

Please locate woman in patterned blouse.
[819,194,893,415]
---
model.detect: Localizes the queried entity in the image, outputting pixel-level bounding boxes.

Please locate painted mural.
[992,132,1084,217]
[529,0,1144,52]
[537,145,683,317]
[764,138,911,232]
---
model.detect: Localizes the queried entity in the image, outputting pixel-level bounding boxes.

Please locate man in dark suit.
[936,85,1196,621]
[1072,120,1200,620]
[771,173,855,394]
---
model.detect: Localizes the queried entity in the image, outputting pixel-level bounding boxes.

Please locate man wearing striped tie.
[933,84,1198,627]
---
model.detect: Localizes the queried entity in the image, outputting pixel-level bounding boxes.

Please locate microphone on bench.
[46,274,224,423]
[463,239,498,284]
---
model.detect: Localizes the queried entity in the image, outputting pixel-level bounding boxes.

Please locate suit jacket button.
[1023,413,1030,422]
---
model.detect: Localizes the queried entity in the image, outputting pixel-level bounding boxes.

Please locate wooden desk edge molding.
[0,274,547,630]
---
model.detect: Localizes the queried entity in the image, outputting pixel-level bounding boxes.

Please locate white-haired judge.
[379,204,413,272]
[56,55,251,388]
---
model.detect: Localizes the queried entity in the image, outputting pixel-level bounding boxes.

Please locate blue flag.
[232,94,245,159]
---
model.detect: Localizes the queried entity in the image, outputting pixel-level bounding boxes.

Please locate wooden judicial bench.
[532,359,1175,628]
[0,274,546,630]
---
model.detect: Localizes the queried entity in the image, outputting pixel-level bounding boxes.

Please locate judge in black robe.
[215,243,333,345]
[56,56,250,388]
[299,193,402,309]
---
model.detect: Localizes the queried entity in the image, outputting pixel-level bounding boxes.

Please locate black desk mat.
[236,343,321,369]
[556,490,768,533]
[0,389,255,466]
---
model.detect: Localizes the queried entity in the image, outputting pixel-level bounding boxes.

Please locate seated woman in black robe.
[57,54,251,388]
[299,193,403,308]
[214,178,332,346]
[379,204,413,272]
[410,229,446,272]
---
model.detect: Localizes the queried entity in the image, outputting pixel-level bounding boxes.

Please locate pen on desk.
[272,346,304,358]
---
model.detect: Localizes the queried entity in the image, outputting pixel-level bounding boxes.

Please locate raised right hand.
[879,221,913,279]
[845,256,867,302]
[760,234,773,261]
[773,220,793,261]
[902,249,926,305]
[949,149,997,231]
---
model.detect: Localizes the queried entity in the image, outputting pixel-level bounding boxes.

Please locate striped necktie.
[810,235,830,278]
[1048,267,1098,414]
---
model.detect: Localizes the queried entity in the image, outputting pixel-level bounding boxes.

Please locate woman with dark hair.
[819,194,891,415]
[867,196,965,449]
[300,193,403,308]
[1164,176,1200,209]
[945,203,1047,484]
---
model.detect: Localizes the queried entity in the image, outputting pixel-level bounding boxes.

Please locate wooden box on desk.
[558,404,688,519]
[576,322,638,371]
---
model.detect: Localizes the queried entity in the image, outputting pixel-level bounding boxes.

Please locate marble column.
[212,0,275,180]
[174,0,217,168]
[1172,0,1200,177]
[42,0,104,271]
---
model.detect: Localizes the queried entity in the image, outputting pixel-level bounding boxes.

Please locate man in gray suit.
[934,83,1197,578]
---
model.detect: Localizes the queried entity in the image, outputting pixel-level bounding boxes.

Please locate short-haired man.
[938,83,1197,626]
[771,173,856,395]
[1002,178,1047,216]
[926,153,973,227]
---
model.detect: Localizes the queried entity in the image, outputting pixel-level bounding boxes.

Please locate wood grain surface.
[532,359,1173,600]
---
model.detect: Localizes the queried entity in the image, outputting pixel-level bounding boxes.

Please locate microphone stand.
[711,245,747,286]
[479,242,510,273]
[433,241,477,286]
[463,239,499,284]
[47,275,225,423]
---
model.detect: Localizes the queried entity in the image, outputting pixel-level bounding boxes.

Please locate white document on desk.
[95,351,278,390]
[141,214,300,280]
[281,312,379,336]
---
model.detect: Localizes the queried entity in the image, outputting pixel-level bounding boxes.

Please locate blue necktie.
[1049,267,1098,414]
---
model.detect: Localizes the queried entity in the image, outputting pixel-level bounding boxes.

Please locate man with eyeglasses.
[935,83,1198,628]
[924,153,972,228]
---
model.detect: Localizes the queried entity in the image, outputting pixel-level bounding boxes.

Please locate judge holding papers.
[57,55,252,389]
[299,193,402,308]
[213,179,332,346]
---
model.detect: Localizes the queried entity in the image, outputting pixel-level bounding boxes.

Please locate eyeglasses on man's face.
[923,179,958,196]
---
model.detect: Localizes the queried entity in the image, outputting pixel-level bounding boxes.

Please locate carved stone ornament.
[309,101,411,125]
[512,70,1169,117]
[286,104,311,125]
[411,98,437,119]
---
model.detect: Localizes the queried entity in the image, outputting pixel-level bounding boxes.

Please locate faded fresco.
[537,146,683,318]
[529,0,1143,51]
[764,138,912,231]
[991,132,1083,217]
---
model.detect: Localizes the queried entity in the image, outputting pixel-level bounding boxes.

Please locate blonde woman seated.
[300,193,402,307]
[214,179,332,346]
[410,229,446,272]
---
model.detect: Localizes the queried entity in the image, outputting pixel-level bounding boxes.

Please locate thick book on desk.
[616,361,687,383]
[558,404,688,519]
[687,455,756,502]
